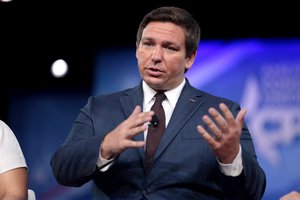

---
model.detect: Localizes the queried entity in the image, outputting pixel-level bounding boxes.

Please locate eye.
[166,46,177,51]
[165,45,178,52]
[142,41,154,47]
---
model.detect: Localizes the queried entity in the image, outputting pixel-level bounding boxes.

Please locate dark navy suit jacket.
[51,79,266,200]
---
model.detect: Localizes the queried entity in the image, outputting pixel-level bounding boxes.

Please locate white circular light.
[51,59,68,78]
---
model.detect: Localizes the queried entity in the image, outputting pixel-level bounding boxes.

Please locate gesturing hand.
[197,103,247,164]
[101,106,154,159]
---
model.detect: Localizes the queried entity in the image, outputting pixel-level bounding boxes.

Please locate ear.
[185,51,197,71]
[135,42,140,59]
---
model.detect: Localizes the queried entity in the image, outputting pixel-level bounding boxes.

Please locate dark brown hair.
[136,6,201,58]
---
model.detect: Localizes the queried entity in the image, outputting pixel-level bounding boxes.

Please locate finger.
[127,124,148,137]
[125,140,145,148]
[219,103,235,126]
[202,115,222,139]
[197,125,219,146]
[130,105,142,117]
[236,108,247,126]
[129,112,154,128]
[128,106,154,127]
[126,105,142,125]
[208,107,228,133]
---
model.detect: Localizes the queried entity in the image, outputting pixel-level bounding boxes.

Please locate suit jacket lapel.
[152,80,205,164]
[119,82,145,159]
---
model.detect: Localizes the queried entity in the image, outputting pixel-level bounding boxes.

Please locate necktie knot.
[154,92,166,104]
[150,92,166,116]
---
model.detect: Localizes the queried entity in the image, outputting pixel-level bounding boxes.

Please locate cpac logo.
[241,76,300,166]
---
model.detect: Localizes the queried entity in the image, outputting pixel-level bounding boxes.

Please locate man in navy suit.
[51,6,266,200]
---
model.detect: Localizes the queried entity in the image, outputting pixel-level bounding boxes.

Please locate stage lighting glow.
[51,59,68,78]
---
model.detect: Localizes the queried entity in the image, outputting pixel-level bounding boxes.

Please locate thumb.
[236,108,247,126]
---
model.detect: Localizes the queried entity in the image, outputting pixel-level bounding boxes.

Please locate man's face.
[136,21,195,91]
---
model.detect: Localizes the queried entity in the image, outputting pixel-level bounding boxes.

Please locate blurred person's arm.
[280,191,300,200]
[0,167,28,200]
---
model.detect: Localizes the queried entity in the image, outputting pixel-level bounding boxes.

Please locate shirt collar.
[142,79,186,107]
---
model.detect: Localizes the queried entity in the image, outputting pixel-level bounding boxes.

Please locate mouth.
[146,67,163,77]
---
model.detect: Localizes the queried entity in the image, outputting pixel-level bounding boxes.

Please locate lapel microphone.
[149,114,159,127]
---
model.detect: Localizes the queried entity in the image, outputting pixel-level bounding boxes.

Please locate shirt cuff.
[218,145,243,177]
[97,150,114,172]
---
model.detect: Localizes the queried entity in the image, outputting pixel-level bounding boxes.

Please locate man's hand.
[101,106,154,159]
[197,103,247,163]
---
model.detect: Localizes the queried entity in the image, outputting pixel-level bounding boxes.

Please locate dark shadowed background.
[1,1,299,119]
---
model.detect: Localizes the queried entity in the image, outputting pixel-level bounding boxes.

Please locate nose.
[151,46,163,62]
